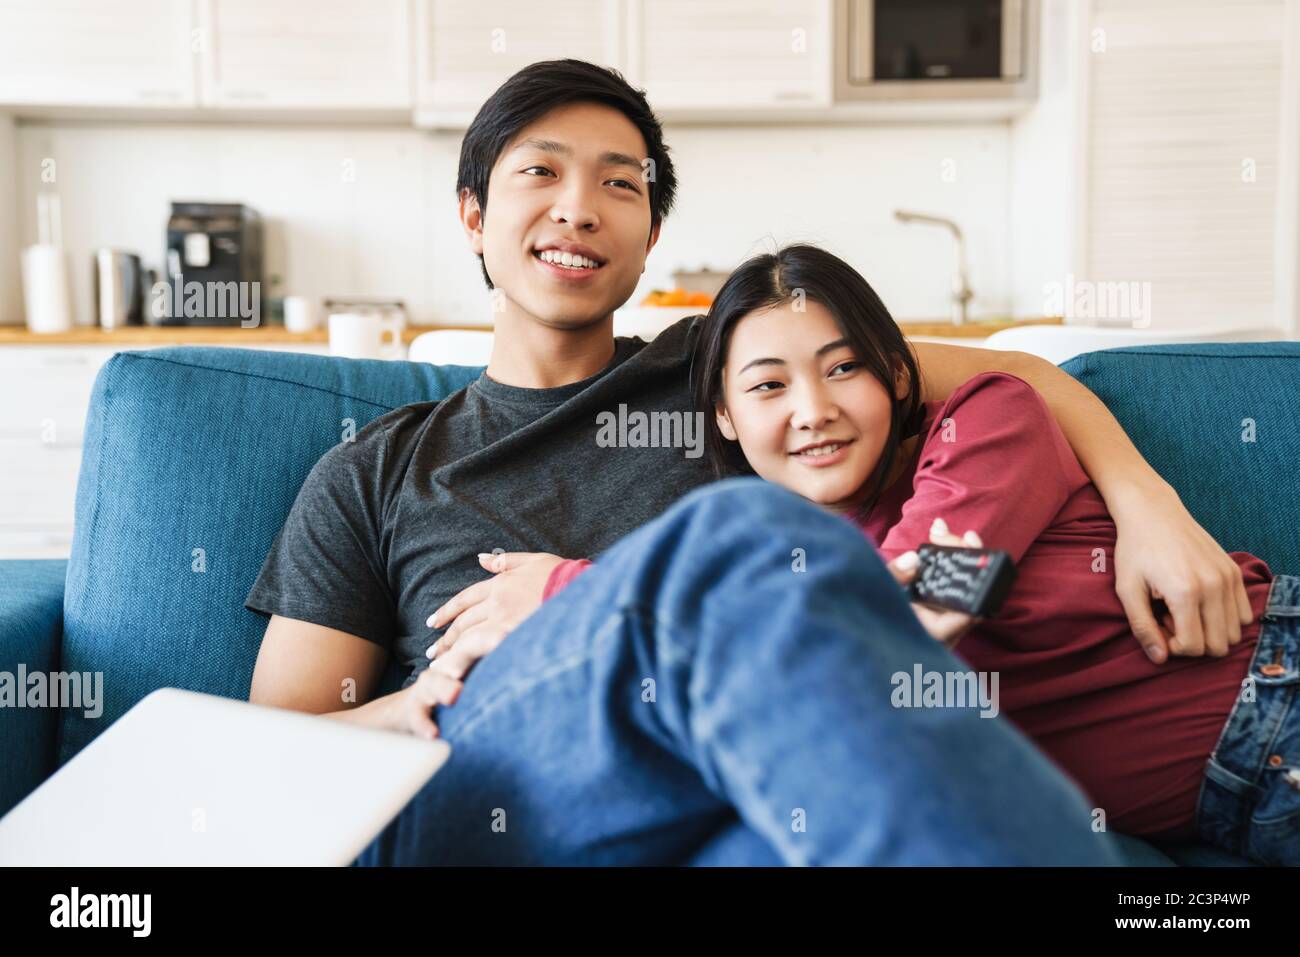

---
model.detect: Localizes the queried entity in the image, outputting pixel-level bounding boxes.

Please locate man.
[246,60,1252,864]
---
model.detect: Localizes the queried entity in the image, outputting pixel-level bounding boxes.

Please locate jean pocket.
[1244,677,1300,865]
[1246,777,1300,866]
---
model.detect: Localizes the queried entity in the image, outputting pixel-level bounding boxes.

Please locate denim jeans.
[355,477,1119,866]
[1196,573,1300,865]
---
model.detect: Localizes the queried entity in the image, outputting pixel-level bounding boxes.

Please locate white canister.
[328,312,406,360]
[21,244,75,333]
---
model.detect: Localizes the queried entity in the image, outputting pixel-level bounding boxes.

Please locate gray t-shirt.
[244,315,714,687]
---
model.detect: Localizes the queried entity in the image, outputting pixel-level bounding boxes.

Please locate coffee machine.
[161,202,263,326]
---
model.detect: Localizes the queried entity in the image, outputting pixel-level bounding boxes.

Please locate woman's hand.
[391,664,463,740]
[424,551,565,675]
[887,518,985,649]
[1109,483,1253,662]
[396,551,564,737]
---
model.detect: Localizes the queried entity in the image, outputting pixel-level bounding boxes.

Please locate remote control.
[907,544,1017,617]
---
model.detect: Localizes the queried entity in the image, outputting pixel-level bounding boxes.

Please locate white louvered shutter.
[1084,0,1287,329]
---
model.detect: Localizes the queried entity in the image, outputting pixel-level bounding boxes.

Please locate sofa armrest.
[0,560,67,818]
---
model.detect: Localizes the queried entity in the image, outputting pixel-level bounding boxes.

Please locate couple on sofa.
[245,59,1298,865]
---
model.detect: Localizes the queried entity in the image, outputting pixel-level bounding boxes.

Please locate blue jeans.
[1196,573,1300,865]
[355,477,1119,866]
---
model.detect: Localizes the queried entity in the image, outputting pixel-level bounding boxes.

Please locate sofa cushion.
[59,347,483,764]
[0,559,67,816]
[1060,342,1300,575]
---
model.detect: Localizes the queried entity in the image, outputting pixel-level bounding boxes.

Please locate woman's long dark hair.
[689,243,926,525]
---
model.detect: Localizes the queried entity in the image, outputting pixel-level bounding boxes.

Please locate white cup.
[283,296,322,333]
[328,312,405,360]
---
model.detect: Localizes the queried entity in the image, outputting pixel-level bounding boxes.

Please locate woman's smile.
[789,438,855,468]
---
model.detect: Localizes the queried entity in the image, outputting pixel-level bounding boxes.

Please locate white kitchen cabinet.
[413,0,623,123]
[0,0,197,108]
[0,342,330,560]
[626,0,832,112]
[0,347,116,559]
[197,0,413,110]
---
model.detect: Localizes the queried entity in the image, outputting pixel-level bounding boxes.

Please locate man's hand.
[424,551,565,678]
[1110,485,1253,663]
[887,519,984,649]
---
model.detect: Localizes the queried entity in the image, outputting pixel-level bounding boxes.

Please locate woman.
[537,244,1298,864]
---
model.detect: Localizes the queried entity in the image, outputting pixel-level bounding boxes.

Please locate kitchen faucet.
[894,210,974,325]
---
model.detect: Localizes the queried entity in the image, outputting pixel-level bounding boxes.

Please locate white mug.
[328,312,405,360]
[283,295,322,333]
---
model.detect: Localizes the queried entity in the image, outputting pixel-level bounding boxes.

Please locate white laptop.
[0,687,449,866]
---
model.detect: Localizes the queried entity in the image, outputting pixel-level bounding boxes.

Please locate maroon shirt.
[857,372,1271,838]
[545,371,1273,838]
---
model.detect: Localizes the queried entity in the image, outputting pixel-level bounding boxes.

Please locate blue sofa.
[3,341,1297,865]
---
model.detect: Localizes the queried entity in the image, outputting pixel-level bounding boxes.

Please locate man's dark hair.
[456,59,677,289]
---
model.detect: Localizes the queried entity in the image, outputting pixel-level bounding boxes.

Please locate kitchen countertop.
[898,317,1063,337]
[0,316,1062,346]
[0,323,489,346]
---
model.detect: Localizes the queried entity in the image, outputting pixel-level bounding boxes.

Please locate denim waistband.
[1195,573,1300,853]
[1264,572,1300,617]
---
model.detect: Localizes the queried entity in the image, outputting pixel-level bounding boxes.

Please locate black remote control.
[907,544,1017,617]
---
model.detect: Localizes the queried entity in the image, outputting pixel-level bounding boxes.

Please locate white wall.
[0,114,18,323]
[6,118,1013,326]
[13,122,437,327]
[1008,0,1080,322]
[640,122,1011,323]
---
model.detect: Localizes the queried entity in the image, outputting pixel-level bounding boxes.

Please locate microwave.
[835,0,1037,102]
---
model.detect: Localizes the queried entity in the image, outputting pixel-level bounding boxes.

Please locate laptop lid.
[0,687,449,866]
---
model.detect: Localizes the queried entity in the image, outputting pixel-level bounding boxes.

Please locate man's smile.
[531,245,608,282]
[531,239,608,273]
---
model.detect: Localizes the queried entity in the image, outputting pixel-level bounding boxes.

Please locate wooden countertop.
[0,323,487,346]
[897,317,1062,338]
[0,316,1062,346]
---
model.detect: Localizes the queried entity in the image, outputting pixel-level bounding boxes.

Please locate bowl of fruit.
[612,289,713,340]
[612,268,727,340]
